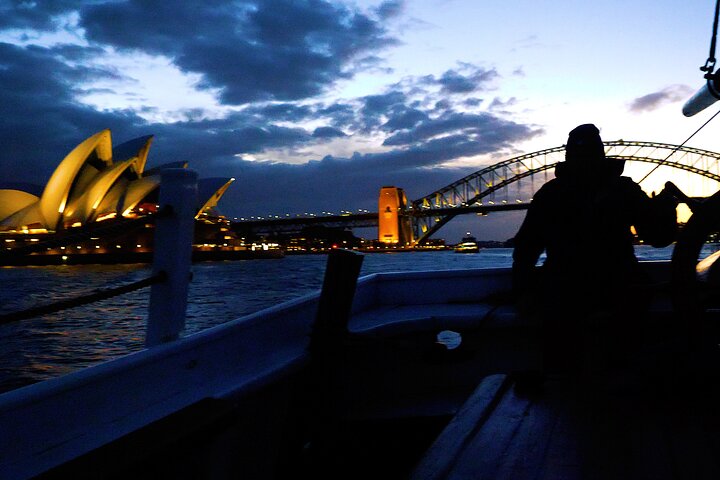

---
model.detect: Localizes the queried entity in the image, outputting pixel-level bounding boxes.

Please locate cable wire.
[638,107,720,184]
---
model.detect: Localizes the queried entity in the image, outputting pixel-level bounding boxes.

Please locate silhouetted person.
[512,124,679,376]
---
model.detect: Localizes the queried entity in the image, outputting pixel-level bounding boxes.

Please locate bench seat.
[349,303,532,336]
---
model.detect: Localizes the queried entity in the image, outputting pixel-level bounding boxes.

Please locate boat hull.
[0,261,683,479]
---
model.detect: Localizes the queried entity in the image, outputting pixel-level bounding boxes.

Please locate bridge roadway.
[232,140,720,240]
[231,202,530,235]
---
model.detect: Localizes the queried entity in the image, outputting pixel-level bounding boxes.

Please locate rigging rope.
[0,271,167,325]
[639,0,720,185]
[702,0,720,74]
[637,107,720,185]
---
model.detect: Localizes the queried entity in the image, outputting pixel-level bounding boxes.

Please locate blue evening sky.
[0,0,717,242]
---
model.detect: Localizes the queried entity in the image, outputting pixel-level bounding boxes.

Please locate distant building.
[0,130,267,264]
[0,130,234,233]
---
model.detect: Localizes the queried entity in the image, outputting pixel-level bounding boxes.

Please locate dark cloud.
[488,96,517,112]
[381,108,428,131]
[49,43,107,61]
[438,70,478,93]
[629,85,694,113]
[395,64,498,99]
[355,90,407,131]
[0,1,83,30]
[437,65,498,94]
[0,3,541,242]
[78,87,120,96]
[157,107,495,190]
[434,100,452,111]
[0,42,320,179]
[207,154,479,218]
[159,104,535,239]
[232,125,311,152]
[0,42,146,182]
[244,103,314,123]
[318,103,357,129]
[312,126,346,139]
[375,0,405,19]
[383,112,539,149]
[141,117,317,161]
[80,0,398,104]
[204,114,540,211]
[362,91,407,116]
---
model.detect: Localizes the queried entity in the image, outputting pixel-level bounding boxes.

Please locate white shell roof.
[0,190,39,225]
[0,131,235,232]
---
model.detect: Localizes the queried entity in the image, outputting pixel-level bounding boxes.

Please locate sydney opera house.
[0,130,273,264]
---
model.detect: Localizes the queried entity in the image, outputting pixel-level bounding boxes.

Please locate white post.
[146,168,198,347]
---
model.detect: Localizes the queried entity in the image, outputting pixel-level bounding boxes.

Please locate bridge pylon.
[378,186,414,245]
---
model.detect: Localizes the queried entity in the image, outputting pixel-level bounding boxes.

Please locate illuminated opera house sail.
[0,130,264,264]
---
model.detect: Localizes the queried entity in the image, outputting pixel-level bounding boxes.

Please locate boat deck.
[10,261,720,479]
[412,362,720,480]
[333,266,720,479]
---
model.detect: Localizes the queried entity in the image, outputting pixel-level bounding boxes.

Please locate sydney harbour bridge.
[234,141,720,245]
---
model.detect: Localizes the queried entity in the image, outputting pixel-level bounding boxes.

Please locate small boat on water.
[454,233,480,253]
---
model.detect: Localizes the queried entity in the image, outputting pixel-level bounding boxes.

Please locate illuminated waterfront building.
[0,130,261,263]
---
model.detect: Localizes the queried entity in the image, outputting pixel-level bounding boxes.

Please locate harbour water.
[0,245,701,393]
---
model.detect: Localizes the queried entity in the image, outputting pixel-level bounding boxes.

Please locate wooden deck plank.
[444,383,532,479]
[413,367,720,480]
[410,375,510,480]
[538,393,582,480]
[491,388,563,480]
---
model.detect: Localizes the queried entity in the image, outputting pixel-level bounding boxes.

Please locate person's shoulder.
[536,178,560,192]
[615,176,643,191]
[526,179,561,207]
[533,178,562,197]
[617,175,639,184]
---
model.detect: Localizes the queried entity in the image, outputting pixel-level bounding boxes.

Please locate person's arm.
[629,180,678,247]
[512,191,547,293]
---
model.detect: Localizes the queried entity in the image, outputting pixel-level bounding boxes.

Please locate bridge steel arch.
[411,141,720,244]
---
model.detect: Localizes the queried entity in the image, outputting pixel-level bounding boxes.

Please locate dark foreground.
[34,295,720,479]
